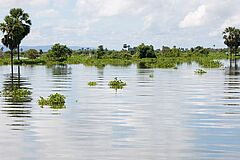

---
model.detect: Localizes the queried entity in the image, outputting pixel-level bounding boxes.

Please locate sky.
[0,0,239,50]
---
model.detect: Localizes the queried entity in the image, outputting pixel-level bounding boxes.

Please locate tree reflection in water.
[224,58,240,108]
[1,66,32,130]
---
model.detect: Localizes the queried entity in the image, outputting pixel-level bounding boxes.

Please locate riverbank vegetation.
[0,8,237,70]
[0,43,229,69]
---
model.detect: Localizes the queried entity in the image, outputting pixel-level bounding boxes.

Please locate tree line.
[0,8,239,74]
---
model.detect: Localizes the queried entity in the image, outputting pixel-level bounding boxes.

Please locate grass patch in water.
[1,87,32,102]
[88,81,97,86]
[108,77,127,89]
[195,69,207,74]
[149,74,154,78]
[38,93,66,109]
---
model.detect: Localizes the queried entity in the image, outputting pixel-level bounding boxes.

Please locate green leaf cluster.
[108,77,127,89]
[38,93,66,109]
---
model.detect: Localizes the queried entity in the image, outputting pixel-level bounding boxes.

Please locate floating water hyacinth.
[194,69,207,74]
[38,93,66,109]
[108,77,127,89]
[88,81,97,86]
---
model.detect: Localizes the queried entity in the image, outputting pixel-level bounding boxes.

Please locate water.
[1,61,240,160]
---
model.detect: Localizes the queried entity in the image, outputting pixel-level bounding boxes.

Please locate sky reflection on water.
[0,61,240,159]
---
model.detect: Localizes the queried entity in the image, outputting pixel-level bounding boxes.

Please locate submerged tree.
[223,27,240,57]
[0,15,24,78]
[9,8,32,60]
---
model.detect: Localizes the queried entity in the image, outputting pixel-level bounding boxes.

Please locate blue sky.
[0,0,239,50]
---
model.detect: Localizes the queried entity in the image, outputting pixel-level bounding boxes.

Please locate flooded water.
[1,61,240,160]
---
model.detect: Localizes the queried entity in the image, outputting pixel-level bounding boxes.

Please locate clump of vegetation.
[195,69,207,74]
[136,43,156,59]
[88,81,97,86]
[196,59,223,68]
[47,43,72,62]
[108,77,127,89]
[149,74,154,78]
[24,49,40,59]
[38,93,66,109]
[1,87,32,102]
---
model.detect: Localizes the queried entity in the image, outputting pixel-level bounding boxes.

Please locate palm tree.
[223,27,240,57]
[0,15,24,78]
[9,8,31,60]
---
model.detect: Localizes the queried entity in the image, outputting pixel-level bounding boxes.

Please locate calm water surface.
[1,61,240,160]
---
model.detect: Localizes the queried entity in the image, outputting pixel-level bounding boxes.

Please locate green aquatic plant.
[38,93,66,109]
[149,74,154,78]
[194,69,207,74]
[196,59,223,68]
[108,77,127,89]
[88,81,97,86]
[1,87,32,102]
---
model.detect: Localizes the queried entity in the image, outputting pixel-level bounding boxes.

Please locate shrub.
[108,77,127,89]
[88,81,97,86]
[195,69,207,74]
[25,49,40,59]
[136,43,156,59]
[47,43,72,62]
[38,93,66,109]
[1,87,32,102]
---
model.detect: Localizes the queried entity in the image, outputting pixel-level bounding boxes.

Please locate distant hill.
[0,45,94,52]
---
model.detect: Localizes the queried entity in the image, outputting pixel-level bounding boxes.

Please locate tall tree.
[223,27,240,57]
[0,15,24,78]
[10,8,31,60]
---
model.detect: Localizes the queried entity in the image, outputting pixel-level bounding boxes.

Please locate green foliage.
[196,59,223,68]
[24,49,39,59]
[108,77,127,89]
[88,81,97,86]
[149,74,154,78]
[103,51,132,59]
[14,58,46,65]
[96,45,105,59]
[223,27,240,55]
[136,43,156,58]
[1,87,32,102]
[195,69,207,74]
[38,93,66,109]
[47,43,72,62]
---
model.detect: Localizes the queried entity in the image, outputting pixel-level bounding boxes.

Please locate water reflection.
[225,58,240,75]
[1,66,32,130]
[51,65,72,76]
[1,63,240,159]
[47,65,72,92]
[224,59,240,107]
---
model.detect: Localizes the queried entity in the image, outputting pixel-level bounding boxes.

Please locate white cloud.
[179,5,207,28]
[221,15,240,29]
[29,0,50,7]
[35,9,59,18]
[75,0,137,17]
[1,0,240,49]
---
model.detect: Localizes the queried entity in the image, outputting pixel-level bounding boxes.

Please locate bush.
[1,87,32,102]
[47,43,72,62]
[25,49,40,59]
[38,93,66,109]
[88,81,97,86]
[195,69,207,74]
[108,77,127,89]
[136,43,156,59]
